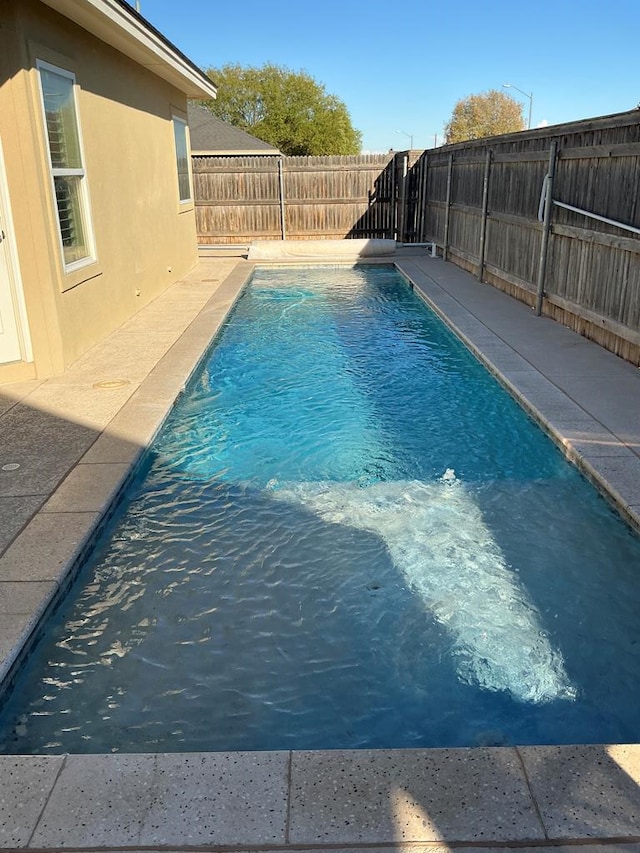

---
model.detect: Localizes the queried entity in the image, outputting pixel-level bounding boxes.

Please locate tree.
[444,90,525,144]
[201,63,362,156]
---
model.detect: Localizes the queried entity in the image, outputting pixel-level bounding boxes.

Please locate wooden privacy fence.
[192,153,405,243]
[192,109,640,364]
[418,110,640,364]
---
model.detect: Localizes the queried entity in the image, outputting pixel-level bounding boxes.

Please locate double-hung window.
[37,61,94,270]
[172,115,192,203]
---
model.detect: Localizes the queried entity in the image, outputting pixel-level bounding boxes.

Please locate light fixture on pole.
[502,83,533,130]
[396,129,414,149]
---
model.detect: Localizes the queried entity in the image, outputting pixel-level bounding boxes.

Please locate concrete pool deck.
[1,248,640,850]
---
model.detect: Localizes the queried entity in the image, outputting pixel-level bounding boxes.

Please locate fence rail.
[192,153,398,243]
[192,109,640,364]
[418,110,640,362]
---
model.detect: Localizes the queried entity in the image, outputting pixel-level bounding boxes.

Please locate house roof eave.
[40,0,217,99]
[192,148,282,157]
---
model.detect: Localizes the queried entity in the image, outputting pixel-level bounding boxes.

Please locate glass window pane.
[54,175,88,265]
[173,118,191,202]
[38,62,93,269]
[40,67,82,169]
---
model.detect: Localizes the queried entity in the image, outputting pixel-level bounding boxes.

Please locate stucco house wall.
[0,0,216,383]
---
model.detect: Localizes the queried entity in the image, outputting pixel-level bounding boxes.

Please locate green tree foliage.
[444,90,525,144]
[202,63,362,156]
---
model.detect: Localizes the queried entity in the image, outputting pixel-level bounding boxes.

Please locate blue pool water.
[2,264,640,753]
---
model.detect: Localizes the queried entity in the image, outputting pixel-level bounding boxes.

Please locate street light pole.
[502,83,533,130]
[396,129,414,149]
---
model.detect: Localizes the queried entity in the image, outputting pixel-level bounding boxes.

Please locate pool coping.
[398,256,640,534]
[1,249,640,850]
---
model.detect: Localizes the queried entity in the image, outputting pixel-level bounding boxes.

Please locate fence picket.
[192,110,640,363]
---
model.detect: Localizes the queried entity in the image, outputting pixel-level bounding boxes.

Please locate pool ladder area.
[399,242,439,257]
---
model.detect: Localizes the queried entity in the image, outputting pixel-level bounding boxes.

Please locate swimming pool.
[2,263,640,754]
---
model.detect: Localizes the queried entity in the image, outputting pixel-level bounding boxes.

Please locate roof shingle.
[187,103,280,155]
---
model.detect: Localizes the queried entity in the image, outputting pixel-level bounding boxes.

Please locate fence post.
[418,154,428,242]
[535,140,558,316]
[397,153,408,242]
[477,149,492,281]
[388,155,397,240]
[443,153,453,261]
[278,157,286,240]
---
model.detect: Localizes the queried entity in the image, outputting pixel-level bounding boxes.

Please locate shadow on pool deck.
[1,248,640,850]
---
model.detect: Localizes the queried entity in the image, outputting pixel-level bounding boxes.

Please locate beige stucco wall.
[0,0,199,382]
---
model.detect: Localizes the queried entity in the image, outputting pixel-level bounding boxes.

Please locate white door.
[0,138,30,365]
[0,215,22,364]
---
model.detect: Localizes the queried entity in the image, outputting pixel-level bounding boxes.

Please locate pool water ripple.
[1,264,640,753]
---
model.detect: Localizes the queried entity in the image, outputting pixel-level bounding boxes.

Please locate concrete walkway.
[401,254,640,531]
[1,249,640,850]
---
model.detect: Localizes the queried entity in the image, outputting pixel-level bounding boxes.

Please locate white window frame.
[36,59,95,273]
[172,114,192,204]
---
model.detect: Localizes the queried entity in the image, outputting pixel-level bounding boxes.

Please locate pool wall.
[0,260,254,703]
[1,248,640,847]
[398,257,640,536]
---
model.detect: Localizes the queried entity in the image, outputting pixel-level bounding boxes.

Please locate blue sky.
[140,0,640,151]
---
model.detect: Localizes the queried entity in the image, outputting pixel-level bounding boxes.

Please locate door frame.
[0,135,33,364]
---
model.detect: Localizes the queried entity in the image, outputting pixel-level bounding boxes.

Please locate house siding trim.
[40,0,217,99]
